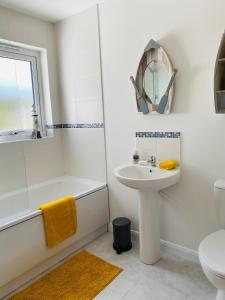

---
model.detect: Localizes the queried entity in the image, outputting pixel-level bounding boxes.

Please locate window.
[0,43,46,141]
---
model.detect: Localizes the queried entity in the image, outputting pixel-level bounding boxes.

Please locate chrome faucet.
[149,155,156,167]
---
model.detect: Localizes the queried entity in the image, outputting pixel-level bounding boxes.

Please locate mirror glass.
[143,60,170,105]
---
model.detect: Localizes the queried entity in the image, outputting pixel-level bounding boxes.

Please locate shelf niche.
[215,32,225,113]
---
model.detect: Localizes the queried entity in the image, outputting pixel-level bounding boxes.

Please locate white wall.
[0,6,64,194]
[99,0,225,251]
[0,4,107,199]
[55,6,106,182]
[1,0,223,253]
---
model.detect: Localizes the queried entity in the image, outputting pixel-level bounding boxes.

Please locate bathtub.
[0,176,108,299]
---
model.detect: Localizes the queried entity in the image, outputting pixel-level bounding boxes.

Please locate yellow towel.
[159,160,177,170]
[39,195,77,248]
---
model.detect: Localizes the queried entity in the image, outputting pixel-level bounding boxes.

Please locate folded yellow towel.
[39,195,77,248]
[159,160,177,170]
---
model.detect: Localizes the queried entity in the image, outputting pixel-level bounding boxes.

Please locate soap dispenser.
[133,150,140,164]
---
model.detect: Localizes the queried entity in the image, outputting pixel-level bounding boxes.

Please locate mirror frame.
[135,39,175,114]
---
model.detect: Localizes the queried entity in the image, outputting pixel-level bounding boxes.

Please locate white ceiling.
[0,0,106,22]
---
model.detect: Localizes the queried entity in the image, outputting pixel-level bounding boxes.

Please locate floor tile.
[94,287,123,300]
[122,276,187,300]
[84,233,217,300]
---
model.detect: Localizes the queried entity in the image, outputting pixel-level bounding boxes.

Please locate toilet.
[199,180,225,300]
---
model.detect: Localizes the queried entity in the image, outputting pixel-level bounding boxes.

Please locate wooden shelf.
[217,108,225,113]
[216,90,225,94]
[212,33,225,113]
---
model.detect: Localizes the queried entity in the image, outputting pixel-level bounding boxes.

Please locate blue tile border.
[136,132,181,138]
[46,124,62,129]
[46,123,104,129]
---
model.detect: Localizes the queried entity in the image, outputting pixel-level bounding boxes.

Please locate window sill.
[0,132,54,145]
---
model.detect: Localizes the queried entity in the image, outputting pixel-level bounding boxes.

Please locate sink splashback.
[136,132,181,164]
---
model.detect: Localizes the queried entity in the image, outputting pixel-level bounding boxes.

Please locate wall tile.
[23,131,64,186]
[135,132,181,164]
[62,128,106,182]
[136,137,157,160]
[56,5,103,126]
[74,75,102,103]
[55,6,106,183]
[156,138,181,164]
[0,143,28,195]
[74,100,103,123]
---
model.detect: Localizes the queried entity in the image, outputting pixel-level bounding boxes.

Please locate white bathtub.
[0,176,108,298]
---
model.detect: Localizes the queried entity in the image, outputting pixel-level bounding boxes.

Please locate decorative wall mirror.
[130,39,177,115]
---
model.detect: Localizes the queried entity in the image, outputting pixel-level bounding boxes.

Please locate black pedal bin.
[113,217,132,254]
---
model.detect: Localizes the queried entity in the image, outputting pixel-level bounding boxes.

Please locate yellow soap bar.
[159,160,177,170]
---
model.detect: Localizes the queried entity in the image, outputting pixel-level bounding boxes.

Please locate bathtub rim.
[0,175,106,201]
[0,176,107,232]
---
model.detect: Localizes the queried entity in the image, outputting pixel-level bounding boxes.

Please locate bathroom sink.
[114,164,180,191]
[113,164,180,265]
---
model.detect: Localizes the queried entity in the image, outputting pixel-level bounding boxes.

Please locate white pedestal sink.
[113,164,180,264]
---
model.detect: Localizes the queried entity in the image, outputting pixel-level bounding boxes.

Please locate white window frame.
[0,43,47,142]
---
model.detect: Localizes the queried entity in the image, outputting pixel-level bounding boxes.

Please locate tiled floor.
[85,233,216,300]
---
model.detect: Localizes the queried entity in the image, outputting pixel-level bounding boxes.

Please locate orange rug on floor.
[10,250,123,300]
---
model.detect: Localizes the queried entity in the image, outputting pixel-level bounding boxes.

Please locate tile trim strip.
[46,123,104,129]
[46,124,62,129]
[136,132,181,138]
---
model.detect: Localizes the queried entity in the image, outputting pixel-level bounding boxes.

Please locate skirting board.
[1,225,108,300]
[108,223,199,264]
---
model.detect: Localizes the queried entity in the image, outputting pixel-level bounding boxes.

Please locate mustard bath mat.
[10,250,123,300]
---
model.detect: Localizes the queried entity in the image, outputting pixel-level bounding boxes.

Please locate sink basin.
[114,164,180,191]
[113,164,180,265]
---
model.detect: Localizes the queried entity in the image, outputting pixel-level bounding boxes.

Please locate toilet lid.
[199,230,225,278]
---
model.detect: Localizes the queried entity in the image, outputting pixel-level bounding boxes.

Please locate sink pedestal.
[114,164,180,265]
[139,190,161,264]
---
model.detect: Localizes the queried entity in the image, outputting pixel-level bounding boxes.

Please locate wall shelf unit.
[214,33,225,113]
[216,90,225,94]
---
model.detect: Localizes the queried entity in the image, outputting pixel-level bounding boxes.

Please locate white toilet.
[199,179,225,300]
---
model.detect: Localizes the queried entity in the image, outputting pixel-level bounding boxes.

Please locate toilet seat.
[199,230,225,279]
